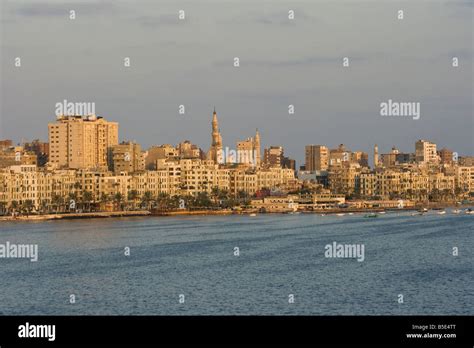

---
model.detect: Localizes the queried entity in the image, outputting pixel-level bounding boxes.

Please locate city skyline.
[2,109,472,172]
[1,0,472,165]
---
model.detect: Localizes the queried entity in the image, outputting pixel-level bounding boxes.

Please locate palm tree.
[141,191,154,210]
[51,194,63,214]
[10,200,19,215]
[127,190,139,210]
[114,192,124,211]
[155,192,170,211]
[82,191,93,212]
[23,200,34,216]
[39,199,49,214]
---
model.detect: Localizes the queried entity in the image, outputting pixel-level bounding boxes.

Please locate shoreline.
[1,204,472,222]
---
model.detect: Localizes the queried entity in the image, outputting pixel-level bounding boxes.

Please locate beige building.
[48,115,118,169]
[415,140,438,164]
[305,145,329,171]
[0,146,37,168]
[110,141,145,174]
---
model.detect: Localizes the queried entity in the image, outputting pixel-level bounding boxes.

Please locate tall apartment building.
[48,115,118,169]
[415,140,438,164]
[305,145,329,171]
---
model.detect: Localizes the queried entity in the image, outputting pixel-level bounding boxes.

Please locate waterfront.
[0,211,472,315]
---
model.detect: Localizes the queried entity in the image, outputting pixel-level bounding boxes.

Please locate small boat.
[465,209,474,215]
[348,213,354,215]
[336,213,345,217]
[364,213,378,218]
[379,211,386,214]
[452,209,461,214]
[419,208,428,213]
[437,211,446,215]
[320,214,326,216]
[249,213,257,217]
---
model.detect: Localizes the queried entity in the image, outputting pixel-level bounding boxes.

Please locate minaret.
[374,144,379,168]
[208,108,223,163]
[254,129,261,167]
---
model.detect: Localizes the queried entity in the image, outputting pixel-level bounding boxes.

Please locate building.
[177,140,203,159]
[207,108,223,163]
[415,140,438,164]
[23,139,49,167]
[235,129,261,167]
[329,144,350,167]
[145,144,178,170]
[0,140,13,149]
[109,141,145,174]
[351,151,369,167]
[0,146,37,168]
[438,148,454,165]
[48,115,118,169]
[374,144,379,168]
[305,145,329,171]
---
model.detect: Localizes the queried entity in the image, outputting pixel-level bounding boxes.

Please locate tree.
[10,200,19,215]
[83,191,93,212]
[141,191,154,210]
[127,190,139,210]
[23,200,34,216]
[156,192,171,211]
[51,194,63,214]
[114,192,124,211]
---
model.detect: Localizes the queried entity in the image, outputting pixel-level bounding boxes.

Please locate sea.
[0,210,472,315]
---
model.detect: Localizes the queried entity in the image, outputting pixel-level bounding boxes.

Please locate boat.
[249,213,257,217]
[465,209,474,215]
[452,209,461,214]
[364,213,378,218]
[336,213,345,217]
[437,210,446,215]
[348,213,354,215]
[418,208,428,213]
[379,211,386,214]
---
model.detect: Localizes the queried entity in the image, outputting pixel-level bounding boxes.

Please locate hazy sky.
[1,0,472,166]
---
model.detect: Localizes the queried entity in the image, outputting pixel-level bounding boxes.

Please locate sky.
[1,0,473,167]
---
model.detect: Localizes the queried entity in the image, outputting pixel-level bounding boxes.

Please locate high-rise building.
[305,145,329,171]
[207,108,223,163]
[48,115,118,169]
[415,140,438,164]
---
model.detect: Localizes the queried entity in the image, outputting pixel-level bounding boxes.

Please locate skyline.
[3,109,473,171]
[1,0,473,165]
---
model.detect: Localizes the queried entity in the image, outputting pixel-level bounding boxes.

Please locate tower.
[254,129,261,167]
[207,108,223,163]
[374,144,379,168]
